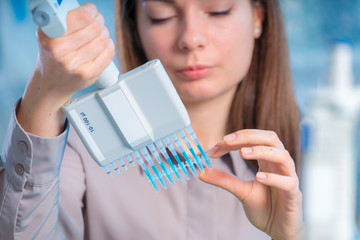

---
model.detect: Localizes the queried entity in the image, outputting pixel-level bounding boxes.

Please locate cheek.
[137,13,166,60]
[214,22,255,85]
[139,26,175,61]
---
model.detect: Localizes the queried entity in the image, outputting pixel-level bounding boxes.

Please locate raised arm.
[0,3,114,239]
[17,3,114,137]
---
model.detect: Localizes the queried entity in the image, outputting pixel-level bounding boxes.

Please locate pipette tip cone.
[160,162,174,185]
[118,159,128,171]
[110,162,121,175]
[198,146,212,168]
[189,148,204,171]
[182,152,197,177]
[167,159,182,183]
[174,154,190,180]
[144,169,158,192]
[152,165,167,190]
[103,166,113,178]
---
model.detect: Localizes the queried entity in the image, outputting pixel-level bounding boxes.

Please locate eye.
[149,17,172,24]
[209,6,233,17]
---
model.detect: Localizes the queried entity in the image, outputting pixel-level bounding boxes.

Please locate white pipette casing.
[63,59,190,167]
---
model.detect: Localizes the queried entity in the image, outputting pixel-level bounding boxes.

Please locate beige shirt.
[0,103,270,240]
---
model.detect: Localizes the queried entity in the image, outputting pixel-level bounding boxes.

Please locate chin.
[171,75,236,103]
[177,82,239,105]
[177,88,222,103]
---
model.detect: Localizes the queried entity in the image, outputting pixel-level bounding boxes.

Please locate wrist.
[272,225,304,240]
[17,71,71,137]
[17,97,67,137]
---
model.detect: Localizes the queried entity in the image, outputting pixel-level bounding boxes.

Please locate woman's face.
[136,0,263,104]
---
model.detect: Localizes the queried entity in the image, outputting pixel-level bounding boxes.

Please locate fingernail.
[241,148,252,154]
[224,133,236,142]
[207,145,218,156]
[257,172,267,180]
[95,14,104,25]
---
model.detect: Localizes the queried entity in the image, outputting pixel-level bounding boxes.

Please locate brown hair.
[115,0,300,167]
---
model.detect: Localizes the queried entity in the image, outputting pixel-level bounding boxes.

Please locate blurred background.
[0,0,359,239]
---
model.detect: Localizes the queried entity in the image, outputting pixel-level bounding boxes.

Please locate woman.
[0,0,303,239]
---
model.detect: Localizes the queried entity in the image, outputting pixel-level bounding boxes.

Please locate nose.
[177,14,207,52]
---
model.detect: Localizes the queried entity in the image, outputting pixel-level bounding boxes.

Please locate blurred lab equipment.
[302,41,360,240]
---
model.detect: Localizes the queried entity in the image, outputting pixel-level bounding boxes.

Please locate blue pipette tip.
[182,152,197,177]
[125,155,136,168]
[205,157,212,168]
[152,165,167,190]
[174,154,190,180]
[188,148,204,171]
[118,159,128,171]
[198,145,212,168]
[166,158,181,183]
[110,162,121,175]
[160,162,174,185]
[198,155,211,169]
[144,169,158,192]
[103,166,113,178]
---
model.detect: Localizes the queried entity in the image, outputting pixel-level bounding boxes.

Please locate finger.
[66,3,99,35]
[256,172,300,196]
[241,146,296,176]
[199,168,252,203]
[37,13,105,60]
[62,13,106,53]
[66,27,110,69]
[76,39,115,82]
[207,129,284,158]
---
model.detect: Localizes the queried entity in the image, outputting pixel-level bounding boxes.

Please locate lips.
[178,65,213,80]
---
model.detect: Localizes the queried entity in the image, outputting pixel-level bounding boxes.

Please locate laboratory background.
[0,0,359,239]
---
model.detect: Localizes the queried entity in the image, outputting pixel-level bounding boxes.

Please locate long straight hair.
[114,0,300,167]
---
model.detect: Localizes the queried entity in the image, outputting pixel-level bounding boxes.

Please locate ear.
[253,2,264,39]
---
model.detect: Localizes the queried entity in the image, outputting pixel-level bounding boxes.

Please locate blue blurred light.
[11,0,27,22]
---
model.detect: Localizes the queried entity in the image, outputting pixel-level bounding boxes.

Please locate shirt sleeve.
[0,100,74,240]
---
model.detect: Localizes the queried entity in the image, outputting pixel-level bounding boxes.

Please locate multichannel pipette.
[30,0,211,192]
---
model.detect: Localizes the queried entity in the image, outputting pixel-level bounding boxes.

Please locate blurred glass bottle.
[302,40,360,240]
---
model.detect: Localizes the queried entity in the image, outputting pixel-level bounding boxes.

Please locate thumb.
[199,168,252,202]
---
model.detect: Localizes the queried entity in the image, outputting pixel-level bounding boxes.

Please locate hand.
[18,3,115,137]
[199,129,303,240]
[34,3,115,100]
